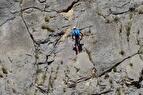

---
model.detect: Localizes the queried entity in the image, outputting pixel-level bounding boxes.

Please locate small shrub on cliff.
[113,67,117,72]
[113,16,120,23]
[129,63,133,67]
[119,50,125,56]
[116,88,121,95]
[45,16,50,22]
[2,67,8,74]
[35,69,46,86]
[138,10,143,14]
[41,24,55,32]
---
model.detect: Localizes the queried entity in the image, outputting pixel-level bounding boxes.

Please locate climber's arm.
[72,33,75,40]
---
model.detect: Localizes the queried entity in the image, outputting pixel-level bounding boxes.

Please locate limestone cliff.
[0,0,143,95]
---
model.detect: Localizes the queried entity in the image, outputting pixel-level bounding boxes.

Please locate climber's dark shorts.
[75,37,80,46]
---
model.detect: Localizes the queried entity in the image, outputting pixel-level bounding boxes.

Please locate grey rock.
[1,0,143,94]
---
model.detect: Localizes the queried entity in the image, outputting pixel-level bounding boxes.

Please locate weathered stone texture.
[1,0,143,94]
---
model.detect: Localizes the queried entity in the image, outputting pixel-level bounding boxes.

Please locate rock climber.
[72,26,83,55]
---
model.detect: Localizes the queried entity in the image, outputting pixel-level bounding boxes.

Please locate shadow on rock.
[73,43,84,54]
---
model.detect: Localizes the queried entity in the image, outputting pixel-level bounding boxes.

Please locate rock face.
[0,0,143,94]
